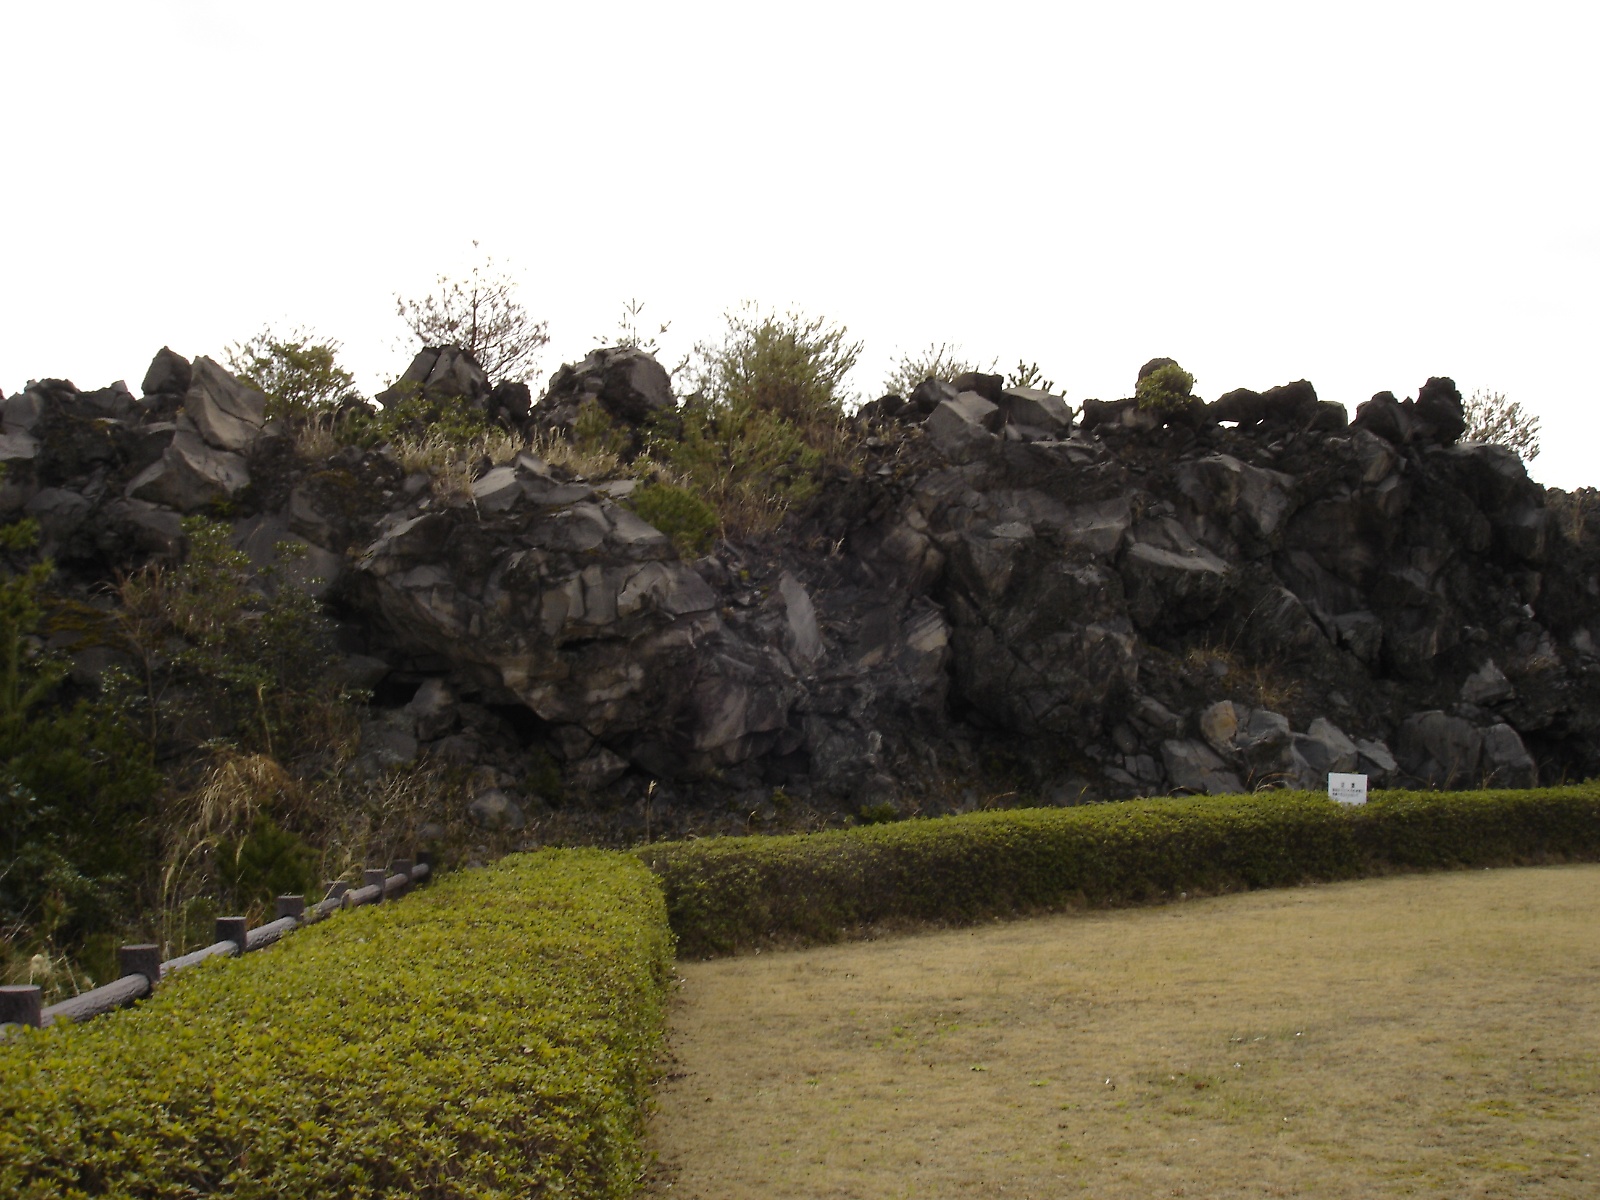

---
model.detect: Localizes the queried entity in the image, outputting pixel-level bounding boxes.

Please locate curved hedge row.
[0,848,674,1199]
[639,786,1600,958]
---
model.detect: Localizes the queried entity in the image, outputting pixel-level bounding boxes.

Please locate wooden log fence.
[0,853,432,1038]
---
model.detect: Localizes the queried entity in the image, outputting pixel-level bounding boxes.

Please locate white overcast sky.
[4,2,1597,486]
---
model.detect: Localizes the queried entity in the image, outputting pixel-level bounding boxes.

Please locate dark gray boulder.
[141,347,193,399]
[950,371,1004,404]
[1481,723,1537,789]
[535,346,674,429]
[1161,739,1244,794]
[1397,711,1483,788]
[926,392,1002,459]
[376,346,491,411]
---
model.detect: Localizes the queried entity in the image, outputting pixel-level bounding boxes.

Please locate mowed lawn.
[645,864,1600,1199]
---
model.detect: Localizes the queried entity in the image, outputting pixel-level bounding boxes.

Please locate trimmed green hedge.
[0,849,674,1199]
[639,786,1600,958]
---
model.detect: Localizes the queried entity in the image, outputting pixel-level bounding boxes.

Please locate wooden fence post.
[276,895,306,921]
[119,945,162,984]
[364,868,387,902]
[215,917,248,954]
[391,859,413,897]
[0,985,43,1028]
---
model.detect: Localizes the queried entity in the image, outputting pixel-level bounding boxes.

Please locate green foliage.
[213,814,317,915]
[639,785,1600,957]
[1464,389,1541,461]
[689,303,862,429]
[223,327,357,423]
[117,518,348,763]
[645,304,860,539]
[573,398,627,460]
[0,518,159,949]
[627,481,719,556]
[362,384,491,449]
[0,849,675,1200]
[650,398,823,538]
[395,244,550,384]
[1005,360,1057,393]
[1135,361,1197,412]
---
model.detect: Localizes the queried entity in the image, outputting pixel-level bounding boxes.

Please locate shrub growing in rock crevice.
[645,305,863,538]
[627,481,719,556]
[1134,358,1197,412]
[115,517,352,766]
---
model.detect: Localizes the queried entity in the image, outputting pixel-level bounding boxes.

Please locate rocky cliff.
[5,346,1597,834]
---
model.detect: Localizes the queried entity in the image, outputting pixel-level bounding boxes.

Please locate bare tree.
[1463,389,1541,461]
[395,245,550,384]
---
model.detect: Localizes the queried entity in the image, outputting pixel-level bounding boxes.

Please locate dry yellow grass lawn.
[645,864,1600,1199]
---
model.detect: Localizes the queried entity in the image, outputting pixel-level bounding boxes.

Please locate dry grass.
[153,749,469,957]
[392,427,526,498]
[529,428,625,481]
[289,413,341,461]
[646,865,1600,1199]
[1184,643,1303,715]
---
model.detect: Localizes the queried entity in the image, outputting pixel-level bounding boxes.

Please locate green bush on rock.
[0,849,674,1200]
[1134,360,1197,412]
[627,481,719,556]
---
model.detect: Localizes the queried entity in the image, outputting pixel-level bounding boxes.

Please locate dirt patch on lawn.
[645,864,1600,1198]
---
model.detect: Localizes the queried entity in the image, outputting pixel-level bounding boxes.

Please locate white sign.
[1328,773,1368,805]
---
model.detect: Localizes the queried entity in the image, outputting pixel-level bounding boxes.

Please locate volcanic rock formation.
[5,346,1595,830]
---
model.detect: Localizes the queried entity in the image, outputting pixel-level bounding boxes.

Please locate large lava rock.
[534,346,675,431]
[376,346,491,411]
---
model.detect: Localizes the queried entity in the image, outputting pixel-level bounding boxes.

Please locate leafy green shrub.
[213,813,317,915]
[342,383,493,453]
[224,327,358,424]
[0,849,674,1199]
[856,801,903,826]
[1006,360,1057,392]
[643,305,861,539]
[690,303,861,430]
[1135,361,1197,412]
[627,481,719,556]
[116,517,351,764]
[573,398,628,460]
[649,396,824,538]
[1,516,160,960]
[640,786,1600,957]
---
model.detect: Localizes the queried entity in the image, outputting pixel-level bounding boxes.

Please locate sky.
[4,2,1597,486]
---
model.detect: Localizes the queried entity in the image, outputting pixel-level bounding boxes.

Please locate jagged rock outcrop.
[531,346,674,433]
[9,346,1595,824]
[375,346,491,411]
